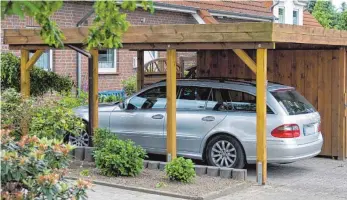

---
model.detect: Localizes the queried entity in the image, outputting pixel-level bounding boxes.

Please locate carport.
[3,22,347,185]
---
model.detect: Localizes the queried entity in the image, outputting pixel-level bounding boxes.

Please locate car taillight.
[271,124,300,138]
[318,123,321,132]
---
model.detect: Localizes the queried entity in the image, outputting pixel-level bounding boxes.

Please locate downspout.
[270,0,280,22]
[76,9,94,96]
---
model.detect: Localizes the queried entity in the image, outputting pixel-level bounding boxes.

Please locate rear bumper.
[267,133,323,163]
[246,133,323,164]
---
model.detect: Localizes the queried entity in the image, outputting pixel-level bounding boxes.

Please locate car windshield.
[271,89,316,115]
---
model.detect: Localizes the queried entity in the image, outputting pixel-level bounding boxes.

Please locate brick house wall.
[1,2,254,91]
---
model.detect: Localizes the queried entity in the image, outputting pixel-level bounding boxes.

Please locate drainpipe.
[68,45,95,142]
[270,0,280,22]
[76,9,94,96]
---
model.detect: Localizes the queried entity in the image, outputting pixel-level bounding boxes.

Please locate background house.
[1,1,320,92]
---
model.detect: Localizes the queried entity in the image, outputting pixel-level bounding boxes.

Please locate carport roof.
[3,22,347,50]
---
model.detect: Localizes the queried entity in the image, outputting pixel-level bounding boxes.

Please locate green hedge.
[1,52,73,97]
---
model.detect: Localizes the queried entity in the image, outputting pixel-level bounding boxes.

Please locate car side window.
[206,89,233,111]
[128,86,166,109]
[228,90,274,114]
[177,86,211,110]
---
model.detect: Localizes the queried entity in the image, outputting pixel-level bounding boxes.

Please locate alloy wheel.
[68,130,90,147]
[210,140,237,167]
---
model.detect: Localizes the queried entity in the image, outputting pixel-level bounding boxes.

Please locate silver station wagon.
[73,79,323,168]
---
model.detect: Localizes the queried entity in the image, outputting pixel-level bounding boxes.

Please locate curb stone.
[84,147,94,162]
[74,147,84,161]
[147,161,160,170]
[219,168,232,179]
[195,165,207,176]
[207,166,220,177]
[143,160,149,168]
[232,169,247,181]
[159,162,167,171]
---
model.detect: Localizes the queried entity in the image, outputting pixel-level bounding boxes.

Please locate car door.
[164,86,227,154]
[110,86,166,152]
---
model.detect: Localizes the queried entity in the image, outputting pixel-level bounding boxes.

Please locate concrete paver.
[87,157,347,200]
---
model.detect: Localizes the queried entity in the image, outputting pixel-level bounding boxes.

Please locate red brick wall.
[1,2,198,91]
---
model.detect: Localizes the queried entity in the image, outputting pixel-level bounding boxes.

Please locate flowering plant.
[1,129,92,200]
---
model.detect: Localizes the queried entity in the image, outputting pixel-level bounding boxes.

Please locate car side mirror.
[119,102,125,109]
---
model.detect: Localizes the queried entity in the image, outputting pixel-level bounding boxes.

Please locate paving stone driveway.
[88,157,347,200]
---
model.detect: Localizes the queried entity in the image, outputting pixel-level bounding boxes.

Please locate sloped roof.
[155,0,273,18]
[303,11,323,28]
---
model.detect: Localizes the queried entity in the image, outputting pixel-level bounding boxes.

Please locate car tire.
[65,122,91,147]
[206,135,246,169]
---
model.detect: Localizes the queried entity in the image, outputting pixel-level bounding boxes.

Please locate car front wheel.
[67,127,90,147]
[206,135,246,169]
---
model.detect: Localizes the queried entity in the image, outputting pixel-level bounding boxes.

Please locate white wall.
[273,0,305,25]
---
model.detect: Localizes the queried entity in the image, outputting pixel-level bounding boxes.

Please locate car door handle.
[202,116,215,122]
[152,114,164,119]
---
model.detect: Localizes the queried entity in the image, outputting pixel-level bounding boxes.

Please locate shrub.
[165,157,196,183]
[0,89,85,140]
[122,75,137,96]
[94,137,147,177]
[93,128,117,149]
[1,129,92,199]
[1,52,73,97]
[59,90,88,109]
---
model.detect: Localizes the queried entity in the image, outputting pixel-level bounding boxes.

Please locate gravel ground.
[68,166,244,198]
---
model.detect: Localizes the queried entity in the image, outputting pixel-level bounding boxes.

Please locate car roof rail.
[157,78,258,86]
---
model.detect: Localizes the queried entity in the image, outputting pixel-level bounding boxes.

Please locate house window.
[278,7,285,24]
[293,10,299,25]
[144,51,158,64]
[98,49,117,73]
[29,50,52,71]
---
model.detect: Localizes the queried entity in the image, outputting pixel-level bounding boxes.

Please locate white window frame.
[278,7,285,24]
[29,49,53,71]
[293,9,299,25]
[98,49,117,73]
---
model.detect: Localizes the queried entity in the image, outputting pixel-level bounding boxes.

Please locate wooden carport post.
[256,49,268,184]
[166,49,177,161]
[137,50,144,91]
[20,49,44,134]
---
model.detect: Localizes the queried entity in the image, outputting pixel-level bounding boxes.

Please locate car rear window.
[271,89,316,115]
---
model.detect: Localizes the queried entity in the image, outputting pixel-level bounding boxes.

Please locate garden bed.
[68,162,249,200]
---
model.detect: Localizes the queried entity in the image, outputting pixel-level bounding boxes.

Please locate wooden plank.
[318,51,332,156]
[26,50,44,70]
[166,49,177,161]
[123,42,276,51]
[331,50,340,157]
[256,48,268,185]
[267,50,274,81]
[293,50,306,95]
[233,49,257,73]
[137,50,144,91]
[338,48,346,160]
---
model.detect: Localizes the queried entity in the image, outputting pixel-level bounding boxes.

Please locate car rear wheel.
[206,135,246,169]
[66,122,90,147]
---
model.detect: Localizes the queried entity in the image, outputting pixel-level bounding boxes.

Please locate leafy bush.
[1,53,73,97]
[93,128,117,150]
[59,90,88,109]
[94,137,147,177]
[165,157,196,183]
[122,75,137,96]
[99,95,123,103]
[1,129,92,199]
[1,89,85,140]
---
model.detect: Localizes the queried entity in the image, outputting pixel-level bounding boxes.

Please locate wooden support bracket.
[233,49,257,73]
[25,50,44,70]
